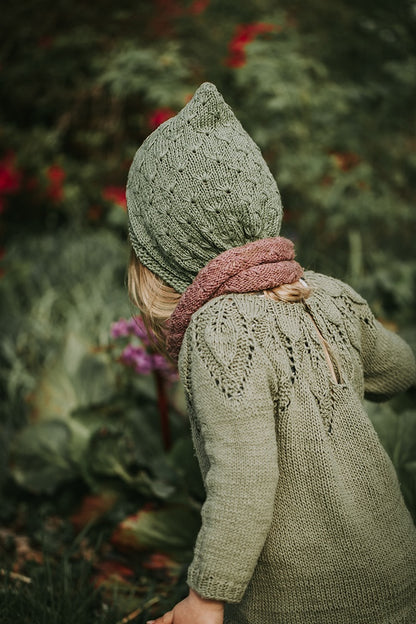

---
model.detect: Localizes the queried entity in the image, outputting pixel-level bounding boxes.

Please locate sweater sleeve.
[178,296,279,603]
[361,316,416,401]
[340,283,416,401]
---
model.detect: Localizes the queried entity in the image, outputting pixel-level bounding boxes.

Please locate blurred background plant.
[1,0,415,622]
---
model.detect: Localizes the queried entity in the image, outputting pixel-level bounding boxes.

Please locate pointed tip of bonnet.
[179,81,234,127]
[193,81,222,100]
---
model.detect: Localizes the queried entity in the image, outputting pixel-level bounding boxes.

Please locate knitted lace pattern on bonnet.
[126,82,283,294]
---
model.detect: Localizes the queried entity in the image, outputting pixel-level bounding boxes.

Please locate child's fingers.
[147,610,174,624]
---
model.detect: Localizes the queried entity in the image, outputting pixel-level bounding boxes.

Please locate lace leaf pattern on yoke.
[189,296,259,403]
[180,273,383,442]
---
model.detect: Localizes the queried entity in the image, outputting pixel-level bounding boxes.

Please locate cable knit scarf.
[166,237,303,361]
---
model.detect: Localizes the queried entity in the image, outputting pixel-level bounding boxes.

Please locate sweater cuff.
[187,564,247,603]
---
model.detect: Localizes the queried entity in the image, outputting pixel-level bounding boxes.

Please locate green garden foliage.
[1,1,415,621]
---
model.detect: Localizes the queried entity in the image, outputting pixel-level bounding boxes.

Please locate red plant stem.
[154,370,171,451]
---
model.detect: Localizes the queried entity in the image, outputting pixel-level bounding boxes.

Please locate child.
[126,82,416,624]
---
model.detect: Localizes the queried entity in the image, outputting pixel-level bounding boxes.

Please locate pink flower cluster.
[111,316,150,343]
[120,344,174,377]
[111,316,177,381]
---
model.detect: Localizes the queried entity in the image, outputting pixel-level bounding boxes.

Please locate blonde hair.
[128,247,311,352]
[127,249,181,352]
[263,281,312,303]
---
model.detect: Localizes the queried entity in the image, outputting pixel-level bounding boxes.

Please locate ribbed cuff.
[187,565,247,603]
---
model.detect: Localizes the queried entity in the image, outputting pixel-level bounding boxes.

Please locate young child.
[126,82,416,624]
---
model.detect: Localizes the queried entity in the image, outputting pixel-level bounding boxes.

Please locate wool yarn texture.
[178,272,416,623]
[126,82,283,293]
[167,236,303,361]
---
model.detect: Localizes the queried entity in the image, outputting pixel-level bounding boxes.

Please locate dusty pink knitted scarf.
[167,237,303,361]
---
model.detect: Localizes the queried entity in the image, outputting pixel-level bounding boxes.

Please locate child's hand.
[147,588,224,624]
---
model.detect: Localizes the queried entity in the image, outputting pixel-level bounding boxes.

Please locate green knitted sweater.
[178,271,416,624]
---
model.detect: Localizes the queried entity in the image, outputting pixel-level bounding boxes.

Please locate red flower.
[226,50,246,69]
[46,164,65,203]
[189,0,210,15]
[225,22,276,68]
[148,107,176,131]
[47,164,65,185]
[0,152,21,213]
[102,186,126,209]
[0,152,21,194]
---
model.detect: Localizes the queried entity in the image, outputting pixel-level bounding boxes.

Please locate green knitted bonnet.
[126,82,283,293]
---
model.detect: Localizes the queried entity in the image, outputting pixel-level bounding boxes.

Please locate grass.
[0,558,121,624]
[0,480,189,624]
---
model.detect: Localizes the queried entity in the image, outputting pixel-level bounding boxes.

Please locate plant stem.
[154,370,171,451]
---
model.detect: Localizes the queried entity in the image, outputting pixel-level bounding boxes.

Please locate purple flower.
[111,316,151,345]
[110,318,131,339]
[152,354,179,382]
[127,317,151,343]
[151,354,171,373]
[111,316,178,381]
[121,345,154,375]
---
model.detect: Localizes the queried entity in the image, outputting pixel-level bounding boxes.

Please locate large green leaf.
[111,505,201,561]
[9,419,88,494]
[84,423,175,499]
[31,333,117,421]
